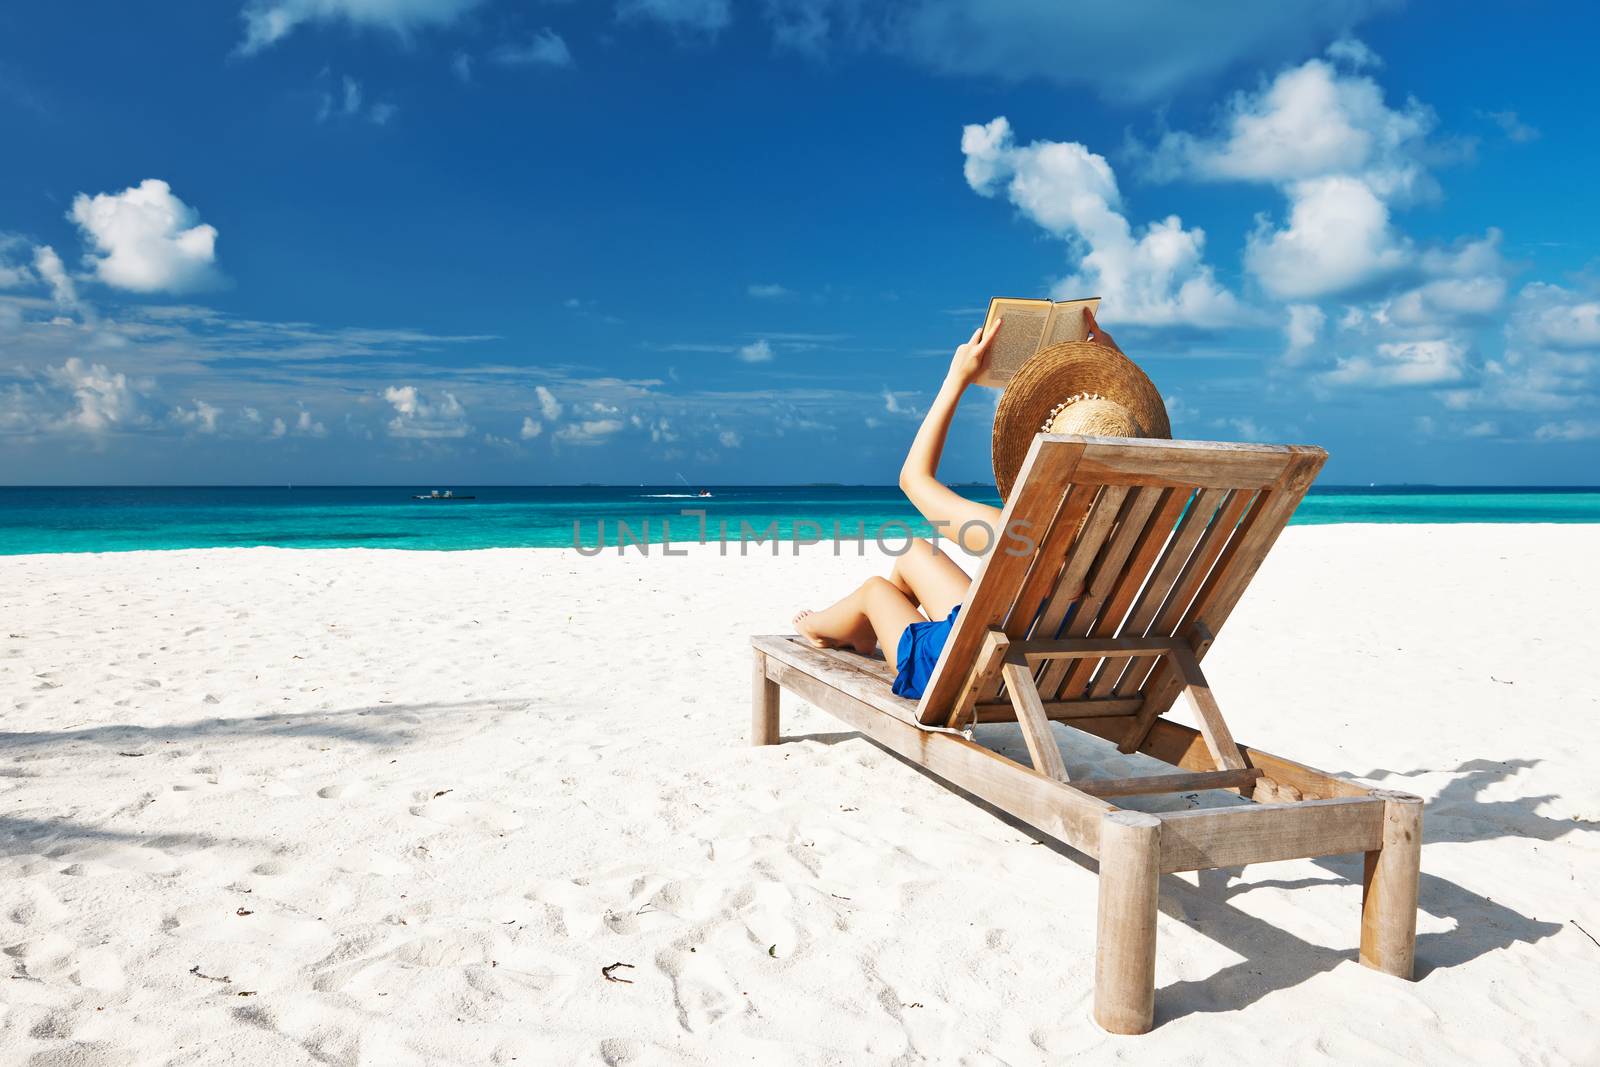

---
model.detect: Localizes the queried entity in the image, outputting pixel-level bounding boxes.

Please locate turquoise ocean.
[0,485,1597,555]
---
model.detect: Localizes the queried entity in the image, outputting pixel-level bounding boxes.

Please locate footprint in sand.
[408,792,523,832]
[316,780,368,801]
[168,901,334,953]
[654,946,744,1033]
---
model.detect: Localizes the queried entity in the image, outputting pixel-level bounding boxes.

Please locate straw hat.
[991,340,1170,500]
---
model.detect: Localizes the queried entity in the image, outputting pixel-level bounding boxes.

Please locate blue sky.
[1,0,1597,486]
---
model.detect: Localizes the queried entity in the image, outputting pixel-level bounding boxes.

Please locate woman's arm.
[898,322,1005,554]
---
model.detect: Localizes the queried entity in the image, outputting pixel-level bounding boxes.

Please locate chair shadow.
[782,728,1574,1024]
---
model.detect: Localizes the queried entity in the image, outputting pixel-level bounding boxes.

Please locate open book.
[975,296,1100,388]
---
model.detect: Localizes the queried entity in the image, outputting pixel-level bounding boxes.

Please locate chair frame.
[747,434,1422,1034]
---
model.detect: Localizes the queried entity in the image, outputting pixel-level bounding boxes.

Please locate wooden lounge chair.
[749,435,1422,1035]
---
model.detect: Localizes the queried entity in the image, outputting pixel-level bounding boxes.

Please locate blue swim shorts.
[892,605,961,699]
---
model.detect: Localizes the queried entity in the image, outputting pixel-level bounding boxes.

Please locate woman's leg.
[887,537,972,621]
[795,577,923,656]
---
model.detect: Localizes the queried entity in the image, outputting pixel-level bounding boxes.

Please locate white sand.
[1,526,1597,1065]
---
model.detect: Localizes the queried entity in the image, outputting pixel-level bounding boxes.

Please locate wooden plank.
[1016,636,1184,660]
[1075,768,1262,799]
[1055,488,1182,700]
[752,635,920,725]
[916,437,1086,725]
[1110,488,1253,698]
[1038,488,1162,699]
[1027,486,1128,646]
[1060,437,1300,489]
[971,697,1142,723]
[1070,715,1371,801]
[948,628,1010,730]
[1119,448,1326,751]
[1169,645,1246,771]
[1156,796,1384,873]
[763,656,1113,856]
[1089,488,1225,697]
[1002,652,1070,782]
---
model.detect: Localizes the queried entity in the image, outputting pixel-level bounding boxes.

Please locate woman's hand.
[1082,306,1120,353]
[946,318,1001,387]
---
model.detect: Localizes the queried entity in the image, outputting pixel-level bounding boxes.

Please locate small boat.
[412,489,476,501]
[696,488,713,498]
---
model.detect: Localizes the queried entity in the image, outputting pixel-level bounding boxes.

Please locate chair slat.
[1029,485,1128,643]
[1058,488,1191,700]
[1033,488,1155,700]
[1088,488,1227,698]
[1111,488,1254,697]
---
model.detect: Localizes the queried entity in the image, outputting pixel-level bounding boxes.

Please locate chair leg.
[1360,789,1423,978]
[1094,811,1162,1035]
[751,650,780,746]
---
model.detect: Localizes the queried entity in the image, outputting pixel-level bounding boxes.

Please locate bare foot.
[793,609,840,649]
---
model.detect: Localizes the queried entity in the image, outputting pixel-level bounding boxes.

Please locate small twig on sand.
[601,962,635,984]
[1573,920,1600,949]
[189,965,230,984]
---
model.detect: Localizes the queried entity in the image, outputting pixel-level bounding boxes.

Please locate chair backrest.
[914,435,1327,728]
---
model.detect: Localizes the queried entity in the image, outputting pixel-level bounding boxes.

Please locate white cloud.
[1324,35,1381,70]
[171,399,221,434]
[0,235,34,288]
[737,338,775,363]
[1245,176,1410,300]
[295,408,328,437]
[270,416,288,438]
[1319,338,1468,388]
[32,246,80,311]
[238,0,486,53]
[318,75,396,124]
[718,429,742,448]
[1516,283,1600,349]
[70,180,221,294]
[0,358,147,436]
[383,384,470,438]
[491,30,573,68]
[1533,419,1600,442]
[961,116,1246,328]
[520,416,543,439]
[1149,56,1439,301]
[618,0,731,36]
[1283,303,1325,365]
[747,283,790,298]
[535,385,562,420]
[1152,58,1432,196]
[46,358,145,432]
[554,418,624,445]
[1482,109,1539,143]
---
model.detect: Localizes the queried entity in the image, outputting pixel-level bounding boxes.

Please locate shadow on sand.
[785,727,1580,1025]
[0,699,531,862]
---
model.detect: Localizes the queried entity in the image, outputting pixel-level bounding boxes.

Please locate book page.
[1040,296,1101,349]
[975,298,1051,387]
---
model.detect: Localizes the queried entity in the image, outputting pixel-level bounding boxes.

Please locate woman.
[793,306,1169,699]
